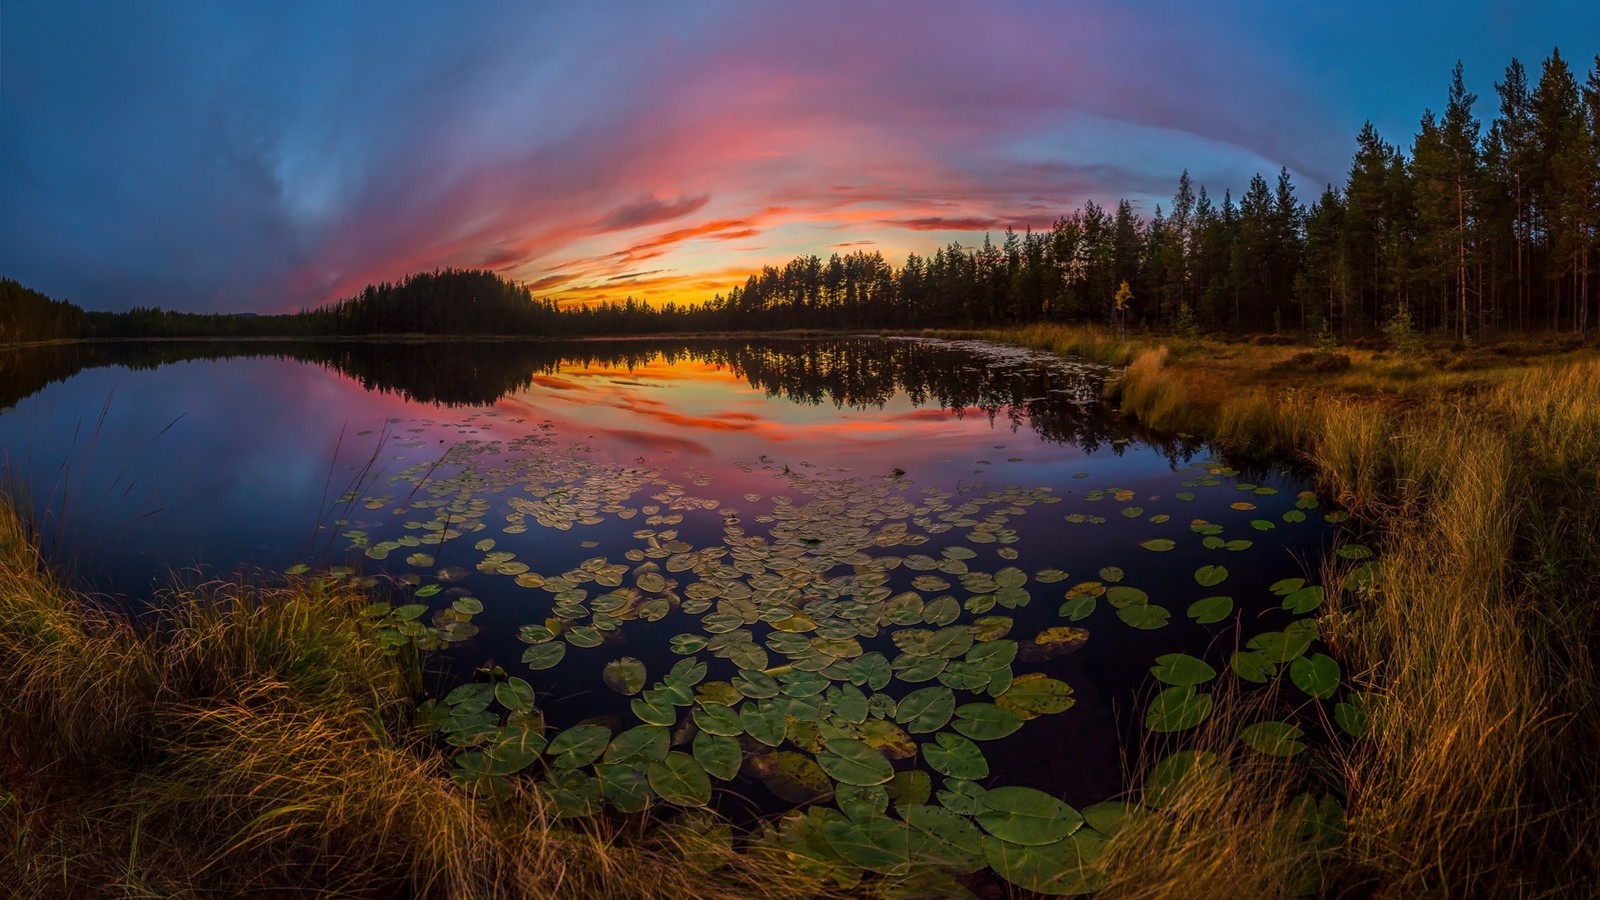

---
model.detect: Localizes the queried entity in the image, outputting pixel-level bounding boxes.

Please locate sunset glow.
[3,1,1596,313]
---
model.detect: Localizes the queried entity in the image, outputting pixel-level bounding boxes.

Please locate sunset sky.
[3,1,1595,313]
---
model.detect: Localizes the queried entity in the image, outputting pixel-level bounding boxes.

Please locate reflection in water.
[0,338,1195,458]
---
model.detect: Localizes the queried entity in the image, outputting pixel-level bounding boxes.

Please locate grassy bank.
[984,324,1600,897]
[0,503,824,899]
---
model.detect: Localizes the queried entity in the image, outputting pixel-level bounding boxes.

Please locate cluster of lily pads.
[283,363,1373,895]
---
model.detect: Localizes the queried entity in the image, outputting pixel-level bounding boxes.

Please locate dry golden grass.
[984,324,1600,897]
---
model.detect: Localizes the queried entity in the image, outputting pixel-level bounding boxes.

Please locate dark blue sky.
[3,1,1595,312]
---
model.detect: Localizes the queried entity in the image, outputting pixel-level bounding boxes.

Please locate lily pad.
[1240,720,1307,757]
[953,703,1024,741]
[1150,653,1217,686]
[648,752,713,806]
[1145,685,1213,732]
[1186,595,1233,624]
[692,731,743,781]
[817,738,895,786]
[895,686,957,733]
[1194,565,1229,587]
[976,786,1084,846]
[1290,653,1342,699]
[922,732,989,780]
[602,657,647,696]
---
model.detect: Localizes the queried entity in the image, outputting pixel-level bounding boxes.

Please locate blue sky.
[2,1,1595,312]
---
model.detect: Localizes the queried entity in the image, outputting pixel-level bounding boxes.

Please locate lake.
[0,336,1359,893]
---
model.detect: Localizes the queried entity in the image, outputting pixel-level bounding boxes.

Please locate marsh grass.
[990,324,1600,897]
[0,502,830,899]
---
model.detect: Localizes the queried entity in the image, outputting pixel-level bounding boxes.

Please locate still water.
[0,336,1353,892]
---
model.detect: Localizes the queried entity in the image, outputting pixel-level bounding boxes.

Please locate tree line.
[4,49,1596,343]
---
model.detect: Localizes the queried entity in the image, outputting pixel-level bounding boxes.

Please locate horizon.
[3,1,1596,314]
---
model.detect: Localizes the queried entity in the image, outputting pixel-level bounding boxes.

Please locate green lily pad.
[848,652,893,691]
[602,657,647,696]
[953,703,1024,740]
[1194,565,1228,587]
[983,829,1107,896]
[741,701,788,747]
[547,724,612,769]
[1117,604,1170,629]
[817,738,895,786]
[521,641,567,670]
[1335,692,1373,738]
[692,731,743,781]
[901,804,987,874]
[603,725,669,766]
[1145,685,1214,733]
[1240,720,1307,757]
[1290,653,1342,699]
[895,686,956,733]
[922,732,989,780]
[1150,653,1217,686]
[1283,585,1325,614]
[821,815,913,875]
[996,674,1075,718]
[693,703,742,737]
[1185,593,1233,623]
[976,786,1084,846]
[648,752,712,806]
[1141,539,1177,552]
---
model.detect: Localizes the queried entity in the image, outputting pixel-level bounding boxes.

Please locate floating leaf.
[902,804,986,874]
[1145,750,1226,809]
[1117,604,1170,629]
[493,677,536,713]
[1150,653,1217,686]
[740,702,788,747]
[1270,577,1305,596]
[284,563,310,575]
[753,751,834,805]
[1335,692,1373,738]
[1290,653,1342,699]
[1098,566,1124,583]
[693,731,743,781]
[1336,543,1374,560]
[1141,539,1176,552]
[1283,585,1325,614]
[984,829,1107,896]
[976,786,1084,846]
[521,641,567,670]
[670,634,708,654]
[1058,595,1096,621]
[922,732,989,780]
[596,763,652,813]
[630,692,678,727]
[848,652,893,691]
[1240,721,1306,757]
[895,686,956,733]
[604,725,669,766]
[547,724,611,769]
[822,815,913,875]
[996,674,1075,720]
[1145,686,1213,733]
[1230,649,1277,683]
[1105,585,1148,608]
[1186,595,1233,624]
[602,657,647,696]
[953,703,1024,741]
[1194,565,1228,587]
[817,738,895,786]
[693,704,742,737]
[648,752,712,806]
[887,770,932,810]
[406,552,435,568]
[1035,568,1069,583]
